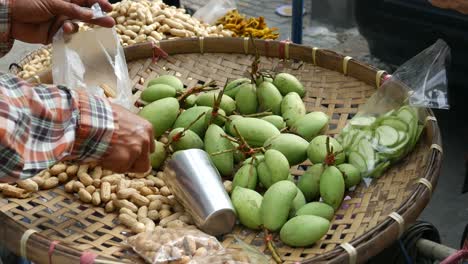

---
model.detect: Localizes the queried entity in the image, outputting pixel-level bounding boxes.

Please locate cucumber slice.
[397,131,408,144]
[350,116,376,128]
[342,129,357,150]
[348,151,367,174]
[358,138,375,169]
[379,132,411,160]
[369,161,390,178]
[381,117,409,132]
[376,125,399,147]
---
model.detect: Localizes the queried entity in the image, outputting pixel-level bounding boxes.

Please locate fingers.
[130,153,151,173]
[63,21,79,34]
[52,1,94,21]
[87,16,115,28]
[71,0,113,12]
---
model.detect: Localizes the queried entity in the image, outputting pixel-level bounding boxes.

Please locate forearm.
[0,0,13,57]
[0,73,117,182]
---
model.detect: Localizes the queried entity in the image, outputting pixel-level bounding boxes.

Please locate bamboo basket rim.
[3,37,443,264]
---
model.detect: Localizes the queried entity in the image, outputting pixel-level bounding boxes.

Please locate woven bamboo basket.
[1,37,442,264]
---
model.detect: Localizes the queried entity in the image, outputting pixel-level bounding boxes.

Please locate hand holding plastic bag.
[337,39,450,180]
[51,3,133,111]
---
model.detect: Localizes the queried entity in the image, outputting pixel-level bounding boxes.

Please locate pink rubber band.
[440,249,468,264]
[80,251,97,264]
[151,42,168,63]
[48,241,60,264]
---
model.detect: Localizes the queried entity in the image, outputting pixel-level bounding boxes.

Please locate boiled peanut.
[78,173,93,186]
[105,200,115,213]
[139,186,153,196]
[160,186,171,196]
[92,179,101,188]
[148,200,162,211]
[66,164,79,176]
[42,177,59,189]
[1,185,30,198]
[50,163,66,175]
[65,180,75,193]
[85,185,96,194]
[114,199,138,212]
[31,176,45,188]
[77,164,89,175]
[131,193,150,207]
[78,188,92,203]
[91,166,102,179]
[137,206,148,221]
[100,182,111,202]
[120,208,137,219]
[17,179,38,192]
[117,188,137,199]
[147,210,160,221]
[92,192,101,206]
[159,209,172,219]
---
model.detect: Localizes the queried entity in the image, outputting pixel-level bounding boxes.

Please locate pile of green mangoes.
[336,105,424,178]
[136,72,422,248]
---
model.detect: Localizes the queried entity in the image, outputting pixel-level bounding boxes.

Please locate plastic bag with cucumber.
[336,39,450,179]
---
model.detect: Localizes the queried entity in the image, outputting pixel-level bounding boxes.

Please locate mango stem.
[263,228,283,264]
[166,112,205,145]
[177,80,217,105]
[242,110,272,117]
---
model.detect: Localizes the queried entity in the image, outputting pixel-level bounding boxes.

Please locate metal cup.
[163,149,236,236]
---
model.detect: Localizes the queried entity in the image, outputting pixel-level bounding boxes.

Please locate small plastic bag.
[126,226,223,264]
[51,3,133,110]
[192,0,237,25]
[189,236,270,264]
[336,39,450,180]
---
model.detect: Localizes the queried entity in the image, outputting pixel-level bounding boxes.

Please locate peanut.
[2,185,30,198]
[137,206,148,221]
[148,199,162,211]
[129,181,145,190]
[77,164,89,175]
[17,179,38,192]
[132,222,145,233]
[139,186,153,196]
[57,172,68,183]
[91,166,102,179]
[131,193,150,207]
[160,186,171,196]
[117,188,137,199]
[105,200,115,213]
[147,210,160,221]
[78,188,92,203]
[102,170,113,176]
[100,182,111,203]
[66,164,79,176]
[42,177,59,189]
[159,209,172,219]
[120,208,137,219]
[92,179,101,188]
[50,163,67,175]
[73,181,85,192]
[119,213,138,227]
[166,219,185,228]
[31,176,45,188]
[92,192,101,206]
[114,199,138,212]
[85,185,96,194]
[140,218,155,233]
[78,172,93,186]
[159,212,182,227]
[65,180,75,193]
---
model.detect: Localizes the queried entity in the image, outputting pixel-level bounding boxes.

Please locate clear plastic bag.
[126,226,223,264]
[336,39,450,180]
[51,3,133,110]
[192,0,237,25]
[188,236,270,264]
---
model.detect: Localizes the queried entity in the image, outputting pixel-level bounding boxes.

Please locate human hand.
[10,0,116,45]
[100,103,155,174]
[430,0,468,14]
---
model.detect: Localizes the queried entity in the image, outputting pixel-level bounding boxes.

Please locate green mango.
[261,181,298,231]
[148,75,184,92]
[280,215,330,247]
[337,163,362,189]
[225,115,243,135]
[141,84,176,102]
[230,118,280,147]
[196,92,236,115]
[264,133,309,165]
[138,97,179,138]
[256,76,273,86]
[287,174,295,182]
[168,128,204,151]
[173,106,211,137]
[281,92,306,127]
[289,188,306,217]
[242,155,264,166]
[261,115,286,130]
[231,142,246,163]
[184,94,198,108]
[273,73,305,97]
[235,83,258,115]
[319,166,345,210]
[204,108,226,127]
[149,141,167,170]
[291,111,329,141]
[307,135,345,165]
[297,164,323,202]
[224,78,251,98]
[256,81,283,115]
[232,163,257,190]
[295,202,334,220]
[205,124,234,176]
[257,150,289,189]
[231,187,263,230]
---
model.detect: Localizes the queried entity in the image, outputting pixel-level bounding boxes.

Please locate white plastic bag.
[51,3,133,110]
[192,0,237,25]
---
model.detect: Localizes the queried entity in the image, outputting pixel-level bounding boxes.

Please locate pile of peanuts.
[16,0,233,79]
[109,0,232,46]
[0,162,194,234]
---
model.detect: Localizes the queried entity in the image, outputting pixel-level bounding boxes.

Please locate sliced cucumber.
[380,117,409,132]
[358,138,375,169]
[376,125,399,147]
[350,116,376,128]
[348,151,367,174]
[397,131,408,145]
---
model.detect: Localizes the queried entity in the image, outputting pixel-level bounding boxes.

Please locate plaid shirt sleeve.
[0,0,13,57]
[0,73,118,182]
